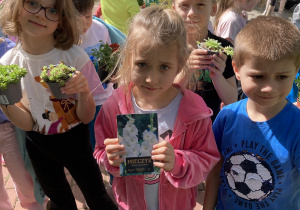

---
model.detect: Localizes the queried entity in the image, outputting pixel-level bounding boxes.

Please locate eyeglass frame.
[23,0,59,22]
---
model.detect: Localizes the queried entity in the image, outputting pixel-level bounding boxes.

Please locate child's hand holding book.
[104,138,126,167]
[152,141,175,172]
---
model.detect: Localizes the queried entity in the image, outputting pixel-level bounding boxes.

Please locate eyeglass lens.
[23,0,59,22]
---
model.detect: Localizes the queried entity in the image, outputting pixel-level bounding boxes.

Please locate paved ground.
[3,2,296,210]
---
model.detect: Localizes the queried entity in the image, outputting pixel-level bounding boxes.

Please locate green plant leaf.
[0,64,27,90]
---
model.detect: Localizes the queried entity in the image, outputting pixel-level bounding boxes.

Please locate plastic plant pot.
[0,82,22,105]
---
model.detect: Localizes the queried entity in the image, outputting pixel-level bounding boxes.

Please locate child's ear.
[210,2,217,17]
[232,60,240,81]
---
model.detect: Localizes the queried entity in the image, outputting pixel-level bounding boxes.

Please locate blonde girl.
[94,5,220,210]
[0,0,117,209]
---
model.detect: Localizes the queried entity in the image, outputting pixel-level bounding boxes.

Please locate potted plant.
[196,38,234,58]
[0,64,27,105]
[40,61,76,99]
[295,75,300,108]
[91,40,120,85]
[194,38,234,83]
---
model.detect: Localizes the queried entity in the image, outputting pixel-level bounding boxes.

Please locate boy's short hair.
[72,0,94,15]
[233,16,300,69]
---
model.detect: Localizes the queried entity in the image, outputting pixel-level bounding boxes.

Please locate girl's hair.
[72,0,94,15]
[213,0,235,32]
[0,0,80,50]
[113,5,189,91]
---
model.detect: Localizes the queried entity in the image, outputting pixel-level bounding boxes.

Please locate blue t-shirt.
[0,37,16,124]
[213,99,300,210]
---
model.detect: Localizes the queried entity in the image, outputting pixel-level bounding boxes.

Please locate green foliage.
[197,38,234,58]
[91,41,120,73]
[0,65,27,90]
[147,0,172,8]
[295,75,300,101]
[137,0,144,6]
[223,46,234,58]
[40,61,76,86]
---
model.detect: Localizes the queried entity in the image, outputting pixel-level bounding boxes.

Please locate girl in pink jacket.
[94,6,220,210]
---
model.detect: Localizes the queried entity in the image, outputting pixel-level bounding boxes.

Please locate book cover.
[117,113,160,176]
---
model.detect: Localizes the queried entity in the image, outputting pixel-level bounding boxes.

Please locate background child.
[72,0,126,149]
[288,3,300,104]
[173,0,237,122]
[204,16,300,210]
[101,0,140,34]
[93,6,220,210]
[0,37,46,210]
[0,0,117,209]
[214,0,258,44]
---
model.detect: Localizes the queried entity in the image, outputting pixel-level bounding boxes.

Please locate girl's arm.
[76,91,96,124]
[61,71,96,124]
[163,117,221,188]
[212,75,237,105]
[93,97,122,177]
[203,157,223,210]
[209,53,237,105]
[0,102,34,131]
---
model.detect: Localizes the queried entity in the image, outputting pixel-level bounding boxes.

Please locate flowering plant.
[92,41,120,74]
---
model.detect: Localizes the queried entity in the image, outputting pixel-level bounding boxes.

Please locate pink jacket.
[94,84,220,210]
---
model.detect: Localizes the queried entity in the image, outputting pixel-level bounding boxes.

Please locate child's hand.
[60,71,90,96]
[208,52,227,80]
[104,138,126,167]
[151,141,175,172]
[187,49,213,72]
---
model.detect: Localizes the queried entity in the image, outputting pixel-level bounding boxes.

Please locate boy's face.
[173,0,215,33]
[234,58,298,110]
[79,8,93,34]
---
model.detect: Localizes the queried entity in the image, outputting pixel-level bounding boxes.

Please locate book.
[117,113,160,176]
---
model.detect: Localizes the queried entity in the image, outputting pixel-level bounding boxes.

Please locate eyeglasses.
[23,0,59,22]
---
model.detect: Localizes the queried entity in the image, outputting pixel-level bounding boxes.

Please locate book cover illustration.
[117,113,160,176]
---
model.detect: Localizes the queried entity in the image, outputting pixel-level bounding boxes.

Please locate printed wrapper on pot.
[0,83,22,105]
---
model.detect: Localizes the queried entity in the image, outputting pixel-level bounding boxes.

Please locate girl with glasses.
[0,0,117,209]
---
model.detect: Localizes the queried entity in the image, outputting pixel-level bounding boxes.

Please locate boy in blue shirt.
[203,16,300,210]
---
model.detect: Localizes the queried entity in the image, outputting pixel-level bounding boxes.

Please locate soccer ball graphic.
[224,152,275,201]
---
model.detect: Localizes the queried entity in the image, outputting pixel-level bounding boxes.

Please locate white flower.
[127,135,139,145]
[140,140,152,157]
[123,122,138,137]
[143,130,158,145]
[126,115,135,124]
[126,144,140,157]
